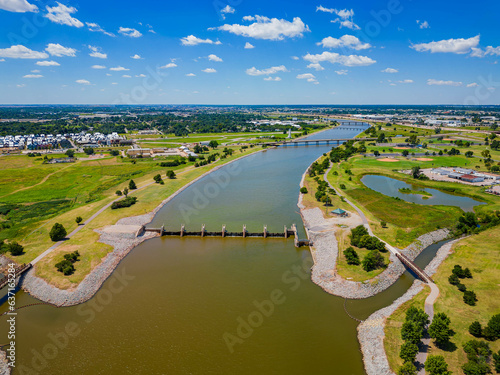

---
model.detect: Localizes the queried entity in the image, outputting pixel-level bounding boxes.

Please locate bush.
[457,283,467,292]
[65,149,75,157]
[399,342,419,363]
[300,187,308,194]
[448,274,459,285]
[55,250,80,276]
[469,321,482,337]
[49,223,67,242]
[398,361,417,375]
[339,183,346,189]
[362,250,385,272]
[83,147,94,155]
[343,247,360,265]
[380,221,387,228]
[8,242,24,256]
[129,180,137,190]
[425,355,452,375]
[110,150,119,156]
[464,290,478,306]
[111,197,138,209]
[166,170,176,179]
[429,313,452,346]
[115,190,122,196]
[153,174,163,183]
[75,216,83,224]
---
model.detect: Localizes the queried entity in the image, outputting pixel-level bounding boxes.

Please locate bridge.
[0,263,32,290]
[395,252,433,283]
[145,224,311,248]
[265,137,377,147]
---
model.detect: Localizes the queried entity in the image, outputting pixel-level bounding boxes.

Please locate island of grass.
[398,187,433,197]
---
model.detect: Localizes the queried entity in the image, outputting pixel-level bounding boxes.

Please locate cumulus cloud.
[317,35,371,50]
[23,74,43,78]
[335,70,348,75]
[135,74,147,78]
[417,20,430,29]
[216,15,309,40]
[122,74,131,78]
[244,42,255,49]
[86,22,114,37]
[382,68,398,73]
[45,2,83,27]
[297,73,318,83]
[118,27,142,38]
[246,65,288,76]
[36,60,59,66]
[303,51,376,67]
[427,79,462,86]
[76,79,90,85]
[470,46,500,58]
[264,77,281,81]
[307,63,324,71]
[46,43,76,57]
[220,5,235,19]
[0,0,37,12]
[186,73,196,77]
[0,45,48,59]
[88,45,107,59]
[208,54,223,62]
[131,54,141,59]
[202,68,217,73]
[291,56,299,60]
[317,6,360,30]
[160,62,177,68]
[467,83,478,87]
[411,35,479,54]
[91,65,106,69]
[181,35,221,46]
[110,66,129,71]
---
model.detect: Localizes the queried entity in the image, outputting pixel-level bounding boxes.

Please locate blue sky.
[0,0,499,105]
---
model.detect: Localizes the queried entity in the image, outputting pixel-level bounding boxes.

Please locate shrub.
[464,290,478,306]
[55,251,80,276]
[83,147,94,155]
[380,221,387,228]
[49,223,67,242]
[343,247,360,265]
[339,183,346,189]
[469,321,482,337]
[75,216,83,224]
[110,150,119,156]
[457,283,467,292]
[8,242,24,256]
[425,355,452,375]
[448,274,459,285]
[111,197,138,209]
[166,170,176,179]
[300,187,308,194]
[115,190,122,196]
[129,180,137,190]
[153,174,163,183]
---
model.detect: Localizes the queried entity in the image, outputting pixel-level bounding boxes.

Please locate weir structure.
[145,224,312,248]
[0,263,32,290]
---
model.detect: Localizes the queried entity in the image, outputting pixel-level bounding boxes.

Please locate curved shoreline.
[20,148,266,307]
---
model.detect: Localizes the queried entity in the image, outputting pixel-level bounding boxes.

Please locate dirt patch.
[416,158,433,161]
[378,158,399,162]
[394,147,409,150]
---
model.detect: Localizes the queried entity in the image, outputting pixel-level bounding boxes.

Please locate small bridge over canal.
[145,224,312,248]
[0,263,32,290]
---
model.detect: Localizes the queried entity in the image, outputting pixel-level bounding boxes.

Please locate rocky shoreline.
[357,238,462,375]
[20,149,264,307]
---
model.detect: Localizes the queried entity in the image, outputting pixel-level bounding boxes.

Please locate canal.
[0,124,447,374]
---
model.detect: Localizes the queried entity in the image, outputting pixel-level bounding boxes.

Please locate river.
[0,123,447,374]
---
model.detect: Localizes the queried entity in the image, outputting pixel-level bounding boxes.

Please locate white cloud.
[291,56,299,60]
[86,22,114,36]
[246,65,288,76]
[76,79,90,85]
[36,60,60,66]
[411,35,479,54]
[92,65,106,69]
[470,46,500,58]
[382,67,398,73]
[46,43,76,57]
[307,63,324,71]
[111,82,117,85]
[30,69,40,73]
[131,54,141,59]
[0,59,4,62]
[23,74,43,78]
[122,74,131,78]
[0,45,48,59]
[335,70,348,75]
[118,27,142,38]
[202,68,217,73]
[297,73,318,83]
[264,77,282,81]
[318,35,370,50]
[186,73,196,77]
[135,74,147,78]
[17,84,26,87]
[244,42,255,49]
[0,0,37,12]
[216,15,309,40]
[45,2,83,27]
[221,5,235,19]
[303,51,376,67]
[208,54,223,62]
[417,20,430,29]
[467,83,478,87]
[427,79,462,86]
[160,62,177,68]
[318,7,360,30]
[398,79,414,83]
[110,66,129,71]
[88,45,107,59]
[180,35,221,46]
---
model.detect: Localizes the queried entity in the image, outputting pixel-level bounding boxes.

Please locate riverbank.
[357,238,463,375]
[20,147,267,307]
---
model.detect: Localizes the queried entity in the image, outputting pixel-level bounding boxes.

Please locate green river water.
[0,125,449,374]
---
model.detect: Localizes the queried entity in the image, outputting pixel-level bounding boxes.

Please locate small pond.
[361,175,485,212]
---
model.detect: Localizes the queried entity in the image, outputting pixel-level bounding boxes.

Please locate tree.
[406,307,430,329]
[398,362,417,375]
[208,140,219,149]
[448,273,459,285]
[362,250,385,272]
[193,144,202,153]
[343,247,360,265]
[123,187,129,197]
[8,242,24,256]
[465,150,474,158]
[83,147,94,155]
[300,187,308,194]
[166,170,176,179]
[462,340,492,375]
[129,180,137,190]
[429,313,452,346]
[411,166,421,179]
[373,150,380,156]
[484,314,500,341]
[65,149,75,157]
[153,174,163,183]
[110,150,119,156]
[469,321,482,337]
[493,350,500,373]
[464,290,478,306]
[399,342,419,363]
[49,223,67,242]
[115,190,122,196]
[402,150,409,157]
[75,216,83,225]
[401,321,423,344]
[425,355,452,375]
[381,221,387,228]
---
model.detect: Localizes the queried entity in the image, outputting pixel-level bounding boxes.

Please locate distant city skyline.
[0,0,499,105]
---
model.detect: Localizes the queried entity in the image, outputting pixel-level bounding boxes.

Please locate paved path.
[415,282,440,374]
